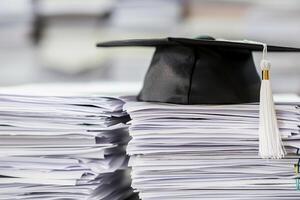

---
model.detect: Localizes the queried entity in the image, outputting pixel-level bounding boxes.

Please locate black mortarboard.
[97,36,300,104]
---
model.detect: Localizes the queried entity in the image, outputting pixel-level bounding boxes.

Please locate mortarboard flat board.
[97,36,300,104]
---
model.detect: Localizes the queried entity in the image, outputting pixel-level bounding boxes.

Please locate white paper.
[125,97,300,199]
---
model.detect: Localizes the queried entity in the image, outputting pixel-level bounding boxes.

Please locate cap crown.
[138,45,261,104]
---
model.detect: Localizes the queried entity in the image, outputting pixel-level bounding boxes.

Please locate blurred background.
[0,0,299,95]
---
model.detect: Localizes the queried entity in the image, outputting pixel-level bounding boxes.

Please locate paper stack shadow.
[124,99,300,200]
[0,94,135,200]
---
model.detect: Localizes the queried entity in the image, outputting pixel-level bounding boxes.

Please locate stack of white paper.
[125,100,300,200]
[0,94,134,200]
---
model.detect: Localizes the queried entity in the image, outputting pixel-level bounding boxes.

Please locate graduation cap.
[97,36,300,159]
[97,36,300,104]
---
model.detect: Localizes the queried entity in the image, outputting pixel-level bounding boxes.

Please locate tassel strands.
[258,44,286,159]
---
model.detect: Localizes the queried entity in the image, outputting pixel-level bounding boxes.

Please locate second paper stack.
[125,100,300,200]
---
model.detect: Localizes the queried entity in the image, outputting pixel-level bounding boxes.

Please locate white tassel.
[258,44,286,159]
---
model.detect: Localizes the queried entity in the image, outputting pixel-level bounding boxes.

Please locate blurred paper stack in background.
[0,93,135,200]
[0,0,32,47]
[0,0,36,85]
[33,0,116,79]
[0,0,299,95]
